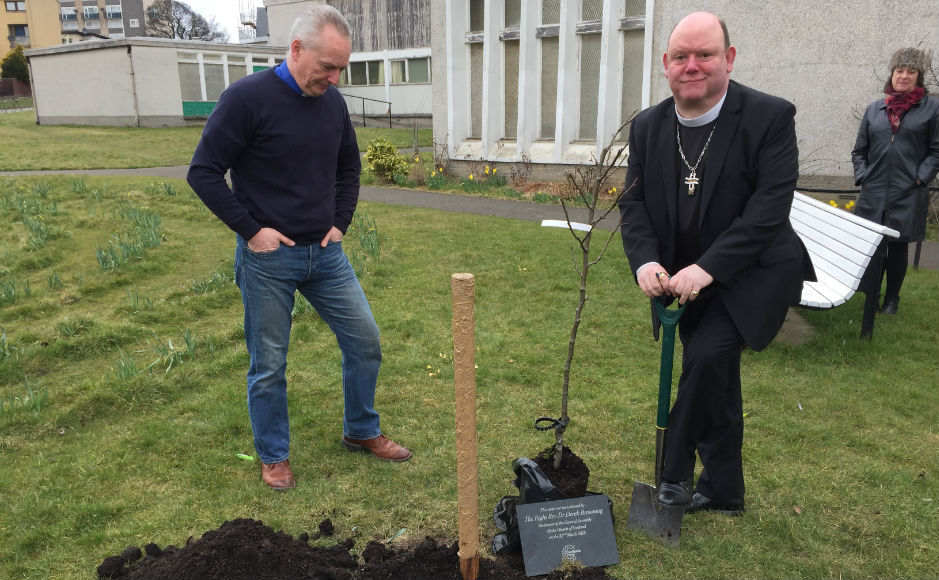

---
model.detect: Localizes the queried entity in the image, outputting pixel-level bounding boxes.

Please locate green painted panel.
[182,101,217,116]
[253,66,269,73]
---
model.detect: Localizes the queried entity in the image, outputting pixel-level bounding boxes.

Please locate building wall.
[54,0,146,42]
[434,0,646,166]
[263,0,318,48]
[648,0,939,178]
[28,44,137,124]
[264,0,433,116]
[2,0,29,49]
[342,82,432,116]
[130,43,182,119]
[330,0,430,52]
[26,0,65,48]
[25,38,286,126]
[432,0,939,178]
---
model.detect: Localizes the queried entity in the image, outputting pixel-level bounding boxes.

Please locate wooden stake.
[452,273,480,580]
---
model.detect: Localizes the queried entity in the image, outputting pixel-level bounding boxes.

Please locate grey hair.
[288,5,351,51]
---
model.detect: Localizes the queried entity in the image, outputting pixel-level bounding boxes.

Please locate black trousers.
[882,240,909,299]
[661,295,746,503]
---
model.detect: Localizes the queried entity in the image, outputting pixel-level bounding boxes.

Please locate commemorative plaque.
[515,493,618,577]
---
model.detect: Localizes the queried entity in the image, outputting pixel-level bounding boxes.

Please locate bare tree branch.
[147,0,229,42]
[547,116,636,469]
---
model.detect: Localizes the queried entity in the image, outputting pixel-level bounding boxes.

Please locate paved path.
[2,165,936,270]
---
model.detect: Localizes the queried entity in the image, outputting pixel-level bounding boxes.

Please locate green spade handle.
[653,300,687,429]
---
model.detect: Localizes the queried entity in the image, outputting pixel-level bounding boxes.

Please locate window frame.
[341,59,384,86]
[388,57,431,85]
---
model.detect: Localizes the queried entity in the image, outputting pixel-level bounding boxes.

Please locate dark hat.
[888,47,932,75]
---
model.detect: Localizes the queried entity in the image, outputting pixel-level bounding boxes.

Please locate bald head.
[663,11,736,118]
[668,11,730,52]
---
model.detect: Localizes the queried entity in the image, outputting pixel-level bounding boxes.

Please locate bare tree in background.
[147,0,229,42]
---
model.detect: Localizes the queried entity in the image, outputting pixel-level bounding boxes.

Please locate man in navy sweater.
[187,5,411,491]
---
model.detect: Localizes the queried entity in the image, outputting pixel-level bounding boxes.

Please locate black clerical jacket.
[619,80,816,351]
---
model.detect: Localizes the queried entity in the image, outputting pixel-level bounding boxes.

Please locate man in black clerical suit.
[619,11,815,515]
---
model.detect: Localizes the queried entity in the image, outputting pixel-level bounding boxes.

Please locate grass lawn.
[0,111,432,171]
[0,174,937,579]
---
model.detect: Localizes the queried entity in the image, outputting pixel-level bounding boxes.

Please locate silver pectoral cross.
[685,170,699,196]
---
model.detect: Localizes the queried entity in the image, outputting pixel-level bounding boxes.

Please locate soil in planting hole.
[532,445,591,499]
[98,517,610,580]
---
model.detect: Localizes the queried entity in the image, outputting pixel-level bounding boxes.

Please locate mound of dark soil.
[532,445,591,499]
[98,518,608,580]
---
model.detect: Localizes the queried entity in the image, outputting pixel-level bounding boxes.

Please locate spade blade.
[626,480,683,549]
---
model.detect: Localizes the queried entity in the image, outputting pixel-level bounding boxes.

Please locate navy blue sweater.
[187,69,361,245]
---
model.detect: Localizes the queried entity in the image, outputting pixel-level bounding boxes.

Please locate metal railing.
[340,92,392,128]
[0,96,33,111]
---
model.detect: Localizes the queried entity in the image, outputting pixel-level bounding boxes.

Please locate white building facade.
[25,38,286,126]
[432,0,939,177]
[264,0,434,117]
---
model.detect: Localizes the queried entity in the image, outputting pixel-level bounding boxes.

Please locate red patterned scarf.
[883,84,925,133]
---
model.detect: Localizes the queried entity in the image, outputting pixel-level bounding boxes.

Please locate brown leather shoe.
[261,460,295,490]
[342,434,412,462]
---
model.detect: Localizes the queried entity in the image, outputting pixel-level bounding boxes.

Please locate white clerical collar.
[676,91,727,127]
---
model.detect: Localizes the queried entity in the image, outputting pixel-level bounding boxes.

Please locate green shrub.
[426,171,448,190]
[1,46,29,83]
[363,138,408,183]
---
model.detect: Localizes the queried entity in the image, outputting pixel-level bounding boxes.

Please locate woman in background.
[852,47,939,315]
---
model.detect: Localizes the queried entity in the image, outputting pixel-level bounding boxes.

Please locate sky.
[180,0,244,43]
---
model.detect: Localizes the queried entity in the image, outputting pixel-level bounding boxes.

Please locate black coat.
[852,94,939,242]
[619,81,815,351]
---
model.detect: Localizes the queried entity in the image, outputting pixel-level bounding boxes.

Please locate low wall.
[0,79,31,98]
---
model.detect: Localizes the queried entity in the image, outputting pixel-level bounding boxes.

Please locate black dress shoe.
[686,492,745,516]
[656,480,692,506]
[880,296,899,315]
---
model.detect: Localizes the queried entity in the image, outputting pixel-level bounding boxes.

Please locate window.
[621,0,646,128]
[62,20,78,30]
[61,7,77,19]
[178,62,201,101]
[228,56,247,84]
[469,0,484,33]
[578,33,601,140]
[389,57,431,84]
[366,60,383,85]
[542,0,560,24]
[105,4,121,18]
[84,19,100,29]
[83,6,98,19]
[540,36,559,139]
[470,43,483,138]
[390,60,405,84]
[408,57,430,83]
[177,51,271,104]
[504,40,519,138]
[128,18,139,28]
[204,63,225,101]
[9,23,28,38]
[343,60,383,86]
[505,0,520,28]
[5,1,26,12]
[581,0,602,21]
[347,61,366,85]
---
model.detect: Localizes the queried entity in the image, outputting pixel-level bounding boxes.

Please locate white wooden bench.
[543,192,899,338]
[789,191,899,338]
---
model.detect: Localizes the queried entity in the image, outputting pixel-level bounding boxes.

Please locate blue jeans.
[234,236,382,464]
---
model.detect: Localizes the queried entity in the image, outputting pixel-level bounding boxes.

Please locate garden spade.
[626,300,686,549]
